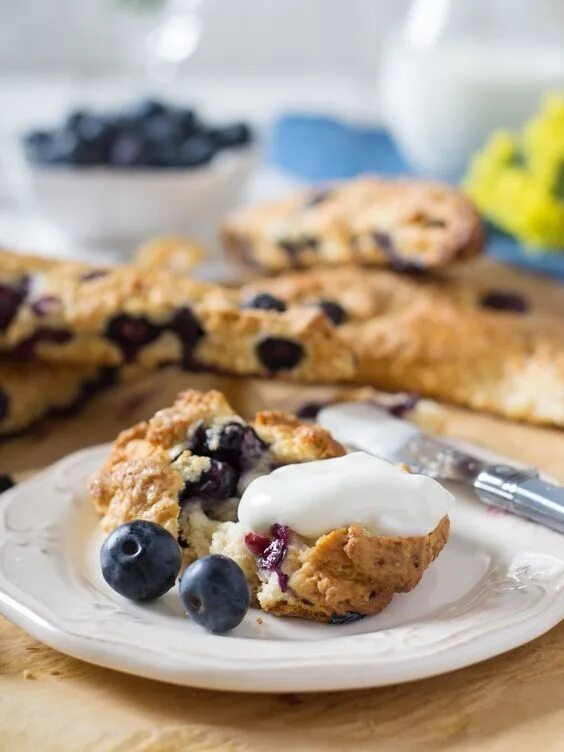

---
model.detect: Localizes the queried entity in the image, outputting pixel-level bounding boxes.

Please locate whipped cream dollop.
[238,451,454,539]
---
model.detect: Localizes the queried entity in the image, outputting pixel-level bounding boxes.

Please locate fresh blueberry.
[175,108,198,137]
[132,98,167,121]
[179,134,215,168]
[150,140,182,168]
[178,458,238,505]
[109,132,153,167]
[242,293,287,313]
[0,474,15,493]
[22,130,55,164]
[100,520,181,601]
[210,122,252,149]
[143,112,182,144]
[50,128,104,166]
[65,109,88,133]
[256,337,304,372]
[179,554,250,633]
[318,300,347,326]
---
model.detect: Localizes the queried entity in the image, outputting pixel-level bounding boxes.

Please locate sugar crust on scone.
[223,176,484,271]
[243,267,564,427]
[0,361,114,436]
[0,248,355,382]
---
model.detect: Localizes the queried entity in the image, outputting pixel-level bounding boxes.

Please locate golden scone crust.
[0,248,355,382]
[89,389,345,547]
[243,267,564,427]
[0,361,112,437]
[223,177,484,271]
[262,517,450,622]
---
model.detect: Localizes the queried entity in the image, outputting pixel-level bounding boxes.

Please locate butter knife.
[318,402,564,534]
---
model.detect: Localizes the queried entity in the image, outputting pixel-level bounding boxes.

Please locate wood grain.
[0,258,563,751]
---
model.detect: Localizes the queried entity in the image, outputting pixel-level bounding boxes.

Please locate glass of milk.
[380,0,564,178]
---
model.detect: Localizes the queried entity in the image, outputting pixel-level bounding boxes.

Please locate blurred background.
[0,0,563,275]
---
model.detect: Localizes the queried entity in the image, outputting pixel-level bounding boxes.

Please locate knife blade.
[318,401,564,534]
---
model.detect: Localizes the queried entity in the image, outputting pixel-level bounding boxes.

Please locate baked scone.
[0,361,116,437]
[211,515,449,623]
[242,267,564,427]
[0,247,354,381]
[223,176,484,271]
[90,389,450,623]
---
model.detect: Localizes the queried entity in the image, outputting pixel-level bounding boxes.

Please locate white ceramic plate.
[1,444,563,693]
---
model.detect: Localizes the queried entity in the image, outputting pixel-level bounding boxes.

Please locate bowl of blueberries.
[22,99,256,246]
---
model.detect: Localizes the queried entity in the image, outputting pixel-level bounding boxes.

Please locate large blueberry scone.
[242,267,564,427]
[90,389,450,622]
[0,248,354,381]
[222,176,484,271]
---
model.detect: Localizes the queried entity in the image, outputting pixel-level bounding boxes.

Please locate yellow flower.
[463,94,564,251]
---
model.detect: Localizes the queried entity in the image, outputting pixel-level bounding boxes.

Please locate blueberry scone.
[0,248,354,381]
[90,389,450,623]
[0,361,117,437]
[242,267,564,427]
[223,176,484,271]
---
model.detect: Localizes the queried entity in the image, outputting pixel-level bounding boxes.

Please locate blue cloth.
[268,114,564,280]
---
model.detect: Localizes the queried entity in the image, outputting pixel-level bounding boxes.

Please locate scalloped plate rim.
[0,443,563,693]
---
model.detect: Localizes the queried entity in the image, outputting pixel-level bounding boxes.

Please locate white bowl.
[24,147,257,247]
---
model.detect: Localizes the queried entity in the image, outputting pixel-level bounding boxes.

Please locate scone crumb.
[23,670,36,680]
[256,617,264,625]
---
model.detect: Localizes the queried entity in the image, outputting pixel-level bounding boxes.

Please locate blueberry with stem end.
[100,520,181,601]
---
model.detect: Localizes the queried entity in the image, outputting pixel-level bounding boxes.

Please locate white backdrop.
[0,0,407,76]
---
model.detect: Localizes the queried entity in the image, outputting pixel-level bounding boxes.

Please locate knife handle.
[474,465,564,534]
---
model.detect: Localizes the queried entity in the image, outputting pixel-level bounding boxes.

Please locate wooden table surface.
[1,259,563,752]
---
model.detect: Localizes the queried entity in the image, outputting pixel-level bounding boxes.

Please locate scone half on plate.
[90,389,451,623]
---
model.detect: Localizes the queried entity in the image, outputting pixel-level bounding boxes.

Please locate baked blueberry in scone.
[90,390,451,623]
[222,176,484,271]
